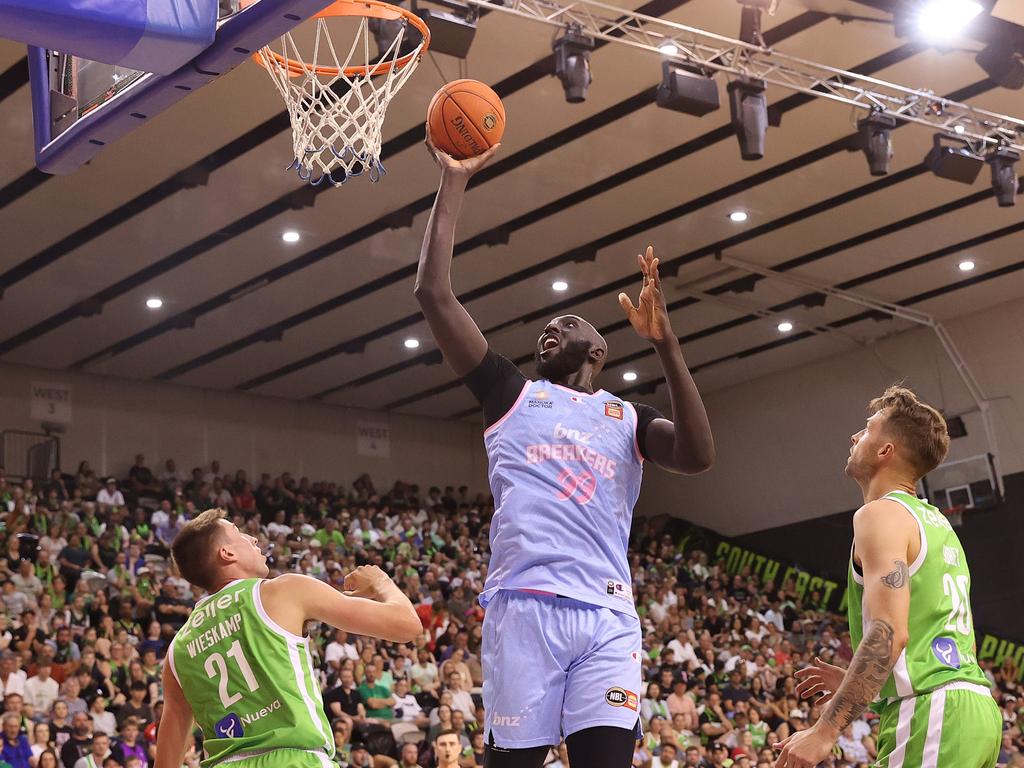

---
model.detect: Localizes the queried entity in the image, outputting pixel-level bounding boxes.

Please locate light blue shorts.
[482,590,643,749]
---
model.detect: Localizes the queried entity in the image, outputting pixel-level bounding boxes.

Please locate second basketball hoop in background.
[427,79,505,159]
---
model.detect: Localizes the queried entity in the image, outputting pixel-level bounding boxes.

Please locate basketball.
[426,79,506,160]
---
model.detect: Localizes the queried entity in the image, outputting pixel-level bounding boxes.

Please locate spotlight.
[418,4,477,58]
[659,42,678,56]
[623,371,638,382]
[975,43,1024,90]
[857,112,896,176]
[987,146,1020,207]
[736,0,779,46]
[958,260,976,272]
[282,230,300,243]
[916,0,983,42]
[552,280,569,292]
[145,298,163,310]
[404,338,421,349]
[553,27,594,103]
[777,321,793,333]
[656,62,720,117]
[729,211,749,222]
[924,135,984,184]
[727,78,768,161]
[954,125,966,135]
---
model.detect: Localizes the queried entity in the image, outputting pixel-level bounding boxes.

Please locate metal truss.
[462,0,1024,152]
[718,254,1004,492]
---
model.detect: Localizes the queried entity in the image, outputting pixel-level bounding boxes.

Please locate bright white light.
[404,338,420,349]
[552,280,569,292]
[623,371,638,382]
[777,321,794,333]
[958,260,975,272]
[282,231,300,243]
[917,0,983,42]
[145,298,163,310]
[659,42,678,56]
[729,211,749,223]
[953,124,966,135]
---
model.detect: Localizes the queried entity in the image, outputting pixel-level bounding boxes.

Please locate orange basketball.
[427,79,505,160]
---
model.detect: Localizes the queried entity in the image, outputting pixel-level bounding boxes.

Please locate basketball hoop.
[253,0,429,185]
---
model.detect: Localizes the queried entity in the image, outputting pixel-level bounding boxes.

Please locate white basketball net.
[256,14,425,185]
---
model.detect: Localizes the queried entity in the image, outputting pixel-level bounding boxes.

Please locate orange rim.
[252,0,430,78]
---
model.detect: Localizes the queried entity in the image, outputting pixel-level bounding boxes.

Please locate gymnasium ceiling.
[1,0,1023,422]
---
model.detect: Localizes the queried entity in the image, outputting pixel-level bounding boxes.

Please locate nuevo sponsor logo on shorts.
[605,687,638,711]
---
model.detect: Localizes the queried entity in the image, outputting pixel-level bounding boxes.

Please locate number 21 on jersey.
[204,640,260,707]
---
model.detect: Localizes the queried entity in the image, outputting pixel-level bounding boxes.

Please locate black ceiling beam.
[390,183,994,411]
[67,11,834,376]
[329,166,929,403]
[219,44,925,391]
[452,213,1024,418]
[0,0,698,293]
[252,61,988,395]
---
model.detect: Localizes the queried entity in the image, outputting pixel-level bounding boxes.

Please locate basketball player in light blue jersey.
[415,138,715,768]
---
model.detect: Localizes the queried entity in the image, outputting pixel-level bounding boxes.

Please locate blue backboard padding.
[30,0,335,175]
[0,0,216,75]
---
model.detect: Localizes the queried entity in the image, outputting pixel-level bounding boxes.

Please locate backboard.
[918,453,1002,514]
[21,0,336,174]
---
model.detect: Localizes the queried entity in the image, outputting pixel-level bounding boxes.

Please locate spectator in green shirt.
[313,518,346,549]
[357,667,394,720]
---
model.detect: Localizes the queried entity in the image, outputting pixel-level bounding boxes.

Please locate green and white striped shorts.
[874,682,1002,768]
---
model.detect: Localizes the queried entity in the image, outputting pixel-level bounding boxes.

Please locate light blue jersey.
[481,379,644,616]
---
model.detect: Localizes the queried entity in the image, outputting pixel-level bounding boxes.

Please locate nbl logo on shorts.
[605,687,638,711]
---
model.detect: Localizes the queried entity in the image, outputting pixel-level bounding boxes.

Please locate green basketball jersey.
[848,491,989,703]
[168,578,335,767]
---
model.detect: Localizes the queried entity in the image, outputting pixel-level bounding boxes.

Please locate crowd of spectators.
[0,453,1021,768]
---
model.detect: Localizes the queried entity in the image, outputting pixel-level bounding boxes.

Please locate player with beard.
[774,387,1000,768]
[415,139,715,768]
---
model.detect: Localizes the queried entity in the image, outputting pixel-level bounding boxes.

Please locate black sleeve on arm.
[462,348,528,429]
[631,402,665,462]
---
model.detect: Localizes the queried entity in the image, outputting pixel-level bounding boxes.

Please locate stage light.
[917,0,983,42]
[146,298,163,310]
[404,338,421,349]
[729,211,749,222]
[987,146,1019,207]
[419,5,477,58]
[975,43,1024,90]
[623,371,638,382]
[656,62,720,117]
[554,27,594,103]
[958,260,975,272]
[777,321,793,333]
[552,280,569,292]
[659,42,678,56]
[858,112,896,176]
[954,125,966,135]
[727,78,768,161]
[924,135,984,185]
[282,231,300,243]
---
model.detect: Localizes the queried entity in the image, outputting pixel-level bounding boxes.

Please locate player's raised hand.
[343,565,393,600]
[618,246,674,345]
[794,656,846,705]
[425,127,500,179]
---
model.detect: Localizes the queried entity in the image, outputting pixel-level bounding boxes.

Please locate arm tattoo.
[821,619,896,734]
[881,560,909,590]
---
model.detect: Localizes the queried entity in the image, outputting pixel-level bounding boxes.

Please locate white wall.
[0,361,490,493]
[637,296,1024,535]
